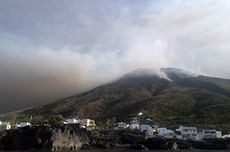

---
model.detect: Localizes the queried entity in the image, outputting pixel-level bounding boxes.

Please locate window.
[192,134,197,136]
[175,131,181,135]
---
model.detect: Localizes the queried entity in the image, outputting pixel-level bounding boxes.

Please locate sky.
[0,0,230,113]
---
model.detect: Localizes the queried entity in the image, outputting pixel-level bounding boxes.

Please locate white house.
[16,122,31,128]
[158,128,175,139]
[139,119,156,136]
[201,129,222,139]
[175,126,199,140]
[65,118,80,124]
[0,121,11,131]
[129,118,140,130]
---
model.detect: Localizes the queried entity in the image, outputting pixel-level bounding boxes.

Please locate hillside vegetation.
[5,68,230,132]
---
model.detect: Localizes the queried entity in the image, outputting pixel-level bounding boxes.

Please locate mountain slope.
[9,68,230,132]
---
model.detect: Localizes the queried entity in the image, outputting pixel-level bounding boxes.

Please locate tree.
[3,112,17,124]
[49,114,64,127]
[31,115,44,125]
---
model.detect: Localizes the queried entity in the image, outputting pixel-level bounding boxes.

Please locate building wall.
[17,122,31,128]
[158,128,168,136]
[129,123,140,130]
[81,119,96,128]
[66,119,80,124]
[176,126,198,140]
[140,124,154,136]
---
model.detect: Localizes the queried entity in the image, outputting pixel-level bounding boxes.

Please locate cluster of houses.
[63,118,96,130]
[114,117,229,141]
[0,118,96,132]
[0,121,32,131]
[0,115,230,142]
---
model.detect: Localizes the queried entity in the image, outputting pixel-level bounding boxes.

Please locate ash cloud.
[0,0,230,113]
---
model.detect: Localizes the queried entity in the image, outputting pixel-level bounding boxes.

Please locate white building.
[158,128,168,136]
[140,124,154,136]
[201,129,222,139]
[139,119,156,136]
[158,128,175,139]
[65,118,80,124]
[16,122,31,128]
[129,118,140,130]
[216,131,222,138]
[81,119,96,130]
[223,134,230,139]
[129,123,140,130]
[175,126,199,140]
[164,129,175,139]
[0,121,11,131]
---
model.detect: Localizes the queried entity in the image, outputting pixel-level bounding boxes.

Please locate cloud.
[0,0,230,113]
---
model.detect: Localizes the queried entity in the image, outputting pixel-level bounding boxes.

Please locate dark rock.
[0,126,52,151]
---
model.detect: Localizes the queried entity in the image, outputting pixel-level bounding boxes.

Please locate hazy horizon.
[1,0,230,113]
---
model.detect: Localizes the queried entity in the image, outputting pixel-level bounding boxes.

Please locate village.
[0,112,230,151]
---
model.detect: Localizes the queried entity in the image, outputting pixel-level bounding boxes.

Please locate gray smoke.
[0,0,230,113]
